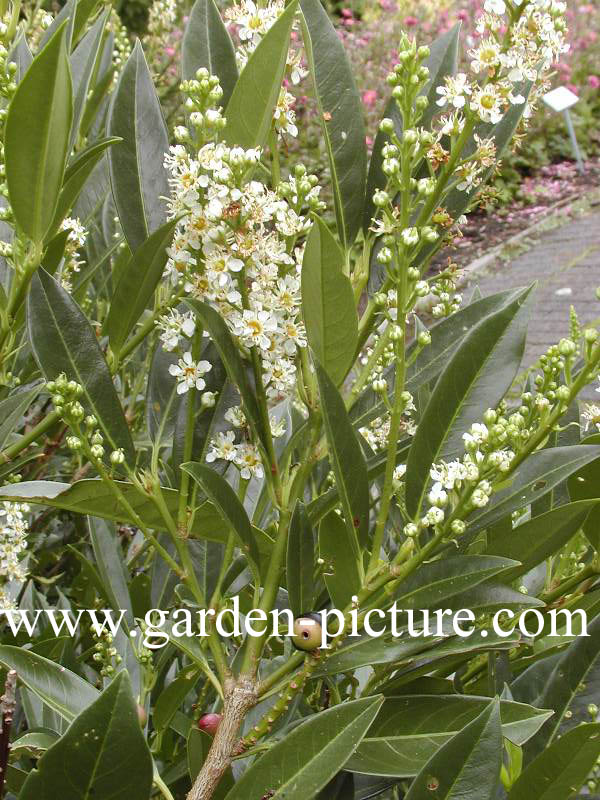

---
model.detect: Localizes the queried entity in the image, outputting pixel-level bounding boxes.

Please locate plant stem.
[0,410,61,463]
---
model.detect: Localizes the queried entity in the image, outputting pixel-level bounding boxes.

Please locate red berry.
[198,713,223,736]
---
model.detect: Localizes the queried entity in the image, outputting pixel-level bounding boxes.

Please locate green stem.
[541,562,598,605]
[0,410,61,463]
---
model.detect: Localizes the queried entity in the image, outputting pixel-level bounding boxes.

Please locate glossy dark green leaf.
[302,218,358,385]
[568,433,600,549]
[5,23,72,243]
[104,218,178,354]
[321,628,519,679]
[181,462,260,566]
[315,360,369,548]
[0,645,98,721]
[406,286,533,517]
[319,510,361,609]
[69,12,107,150]
[107,40,169,251]
[0,479,224,541]
[27,268,134,463]
[224,696,383,799]
[49,137,121,238]
[154,670,198,732]
[404,699,501,799]
[485,500,597,579]
[224,1,297,149]
[520,614,600,758]
[508,723,600,800]
[19,672,153,800]
[346,695,549,778]
[0,384,41,451]
[146,344,180,445]
[394,555,519,609]
[89,517,133,621]
[186,299,266,447]
[363,24,459,233]
[299,0,366,248]
[182,0,238,105]
[287,500,315,617]
[468,444,600,537]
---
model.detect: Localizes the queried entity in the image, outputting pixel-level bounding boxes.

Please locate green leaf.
[287,500,315,617]
[301,218,358,385]
[223,1,297,149]
[104,218,178,355]
[315,360,369,549]
[154,670,198,733]
[348,696,539,779]
[89,517,134,621]
[182,0,238,105]
[299,0,366,248]
[27,268,135,463]
[319,510,362,609]
[0,645,98,722]
[363,24,460,233]
[224,696,384,800]
[146,344,180,446]
[404,699,502,799]
[568,433,600,549]
[186,299,267,447]
[9,34,33,82]
[508,723,600,800]
[5,22,73,243]
[320,628,519,678]
[69,12,107,150]
[405,286,534,517]
[181,462,260,567]
[467,444,600,537]
[107,40,170,251]
[49,136,121,238]
[485,500,597,578]
[0,384,41,451]
[394,555,519,609]
[19,672,153,800]
[520,614,600,758]
[0,479,225,542]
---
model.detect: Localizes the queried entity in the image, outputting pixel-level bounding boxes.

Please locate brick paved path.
[465,209,600,387]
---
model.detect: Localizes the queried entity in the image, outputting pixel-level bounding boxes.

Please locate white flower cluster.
[224,0,306,138]
[162,135,316,401]
[147,0,177,41]
[436,0,568,126]
[0,501,29,610]
[407,418,516,534]
[59,217,87,292]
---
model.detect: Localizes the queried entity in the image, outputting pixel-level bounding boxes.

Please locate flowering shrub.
[1,1,600,800]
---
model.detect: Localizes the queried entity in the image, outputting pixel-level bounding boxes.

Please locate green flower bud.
[558,338,577,356]
[417,331,431,347]
[379,118,395,134]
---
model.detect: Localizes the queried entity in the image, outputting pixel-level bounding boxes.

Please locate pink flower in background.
[404,15,418,27]
[165,47,175,57]
[362,89,377,108]
[457,9,469,21]
[567,84,579,95]
[588,75,600,88]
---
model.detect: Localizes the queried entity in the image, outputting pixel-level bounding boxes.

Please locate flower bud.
[417,331,431,347]
[558,338,577,356]
[379,118,395,134]
[110,449,125,465]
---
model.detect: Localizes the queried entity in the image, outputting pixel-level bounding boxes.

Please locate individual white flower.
[582,404,600,432]
[470,38,502,73]
[206,431,237,463]
[169,352,212,394]
[235,443,264,480]
[436,73,472,109]
[225,406,247,428]
[470,86,504,124]
[428,483,448,507]
[236,308,278,351]
[393,464,407,484]
[157,310,196,351]
[484,0,506,14]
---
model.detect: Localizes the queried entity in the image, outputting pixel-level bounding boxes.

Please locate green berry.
[292,613,323,651]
